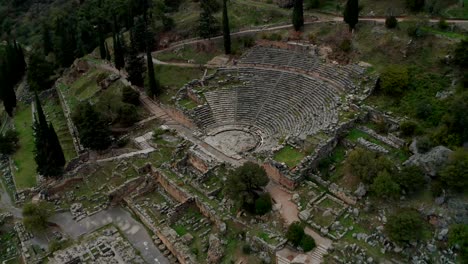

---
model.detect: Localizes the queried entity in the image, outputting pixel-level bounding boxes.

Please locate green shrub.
[374,120,388,134]
[300,234,316,252]
[371,170,400,199]
[440,149,468,191]
[122,86,140,106]
[438,18,448,30]
[0,129,19,155]
[344,148,395,184]
[306,0,321,9]
[448,224,468,262]
[118,103,139,126]
[430,180,443,197]
[379,65,409,96]
[339,39,352,53]
[395,166,426,193]
[153,128,166,141]
[385,209,425,244]
[255,193,272,215]
[286,222,305,247]
[454,40,468,68]
[406,0,425,12]
[416,136,434,153]
[262,33,282,41]
[400,121,420,137]
[385,16,398,29]
[242,244,251,254]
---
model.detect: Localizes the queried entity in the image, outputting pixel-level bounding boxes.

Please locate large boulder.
[403,146,452,176]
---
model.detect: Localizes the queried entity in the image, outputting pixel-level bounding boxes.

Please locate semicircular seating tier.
[238,46,366,92]
[190,67,342,150]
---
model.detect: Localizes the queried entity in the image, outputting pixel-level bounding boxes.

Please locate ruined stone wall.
[168,198,196,225]
[160,104,196,128]
[108,175,152,205]
[64,151,90,172]
[187,152,209,174]
[48,177,84,195]
[262,162,297,190]
[153,170,190,203]
[125,201,196,264]
[194,198,225,230]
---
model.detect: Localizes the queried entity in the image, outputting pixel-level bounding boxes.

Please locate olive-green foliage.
[286,222,315,251]
[0,129,19,155]
[371,170,400,199]
[438,91,468,146]
[117,103,138,126]
[339,38,352,52]
[305,0,321,9]
[385,16,398,29]
[454,40,468,68]
[406,0,425,12]
[395,166,426,193]
[72,102,112,150]
[27,53,57,91]
[448,224,468,262]
[292,0,304,31]
[440,149,468,191]
[300,234,316,252]
[23,202,52,233]
[225,162,269,209]
[344,148,395,184]
[255,193,272,215]
[400,121,420,137]
[385,209,425,244]
[430,180,443,197]
[122,86,140,106]
[417,136,435,154]
[286,222,305,247]
[379,65,409,96]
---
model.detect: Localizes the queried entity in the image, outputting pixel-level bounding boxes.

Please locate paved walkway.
[267,182,332,263]
[50,207,169,264]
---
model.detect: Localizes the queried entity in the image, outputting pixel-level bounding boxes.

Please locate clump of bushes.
[385,16,398,29]
[286,222,316,252]
[385,209,426,244]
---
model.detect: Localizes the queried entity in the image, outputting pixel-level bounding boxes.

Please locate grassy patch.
[156,45,221,64]
[421,27,468,40]
[153,65,206,104]
[173,225,188,236]
[178,98,199,110]
[12,103,36,189]
[273,145,306,168]
[70,68,108,101]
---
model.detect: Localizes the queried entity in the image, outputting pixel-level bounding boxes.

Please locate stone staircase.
[275,244,328,264]
[309,245,328,263]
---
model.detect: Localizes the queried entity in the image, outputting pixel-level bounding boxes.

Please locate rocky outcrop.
[207,234,224,264]
[403,146,452,176]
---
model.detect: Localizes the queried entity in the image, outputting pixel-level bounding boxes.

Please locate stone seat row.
[190,67,340,140]
[239,46,364,91]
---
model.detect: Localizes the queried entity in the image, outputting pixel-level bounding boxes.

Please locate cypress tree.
[42,24,53,55]
[99,25,106,60]
[47,123,66,175]
[222,0,231,55]
[114,33,126,70]
[344,0,359,31]
[199,0,219,39]
[146,37,160,97]
[126,38,146,87]
[33,93,66,178]
[292,0,304,31]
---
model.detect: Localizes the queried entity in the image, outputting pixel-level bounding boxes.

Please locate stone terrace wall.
[48,177,84,195]
[187,151,210,174]
[153,170,190,203]
[262,160,297,190]
[160,104,196,128]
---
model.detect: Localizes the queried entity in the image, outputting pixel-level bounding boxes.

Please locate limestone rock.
[208,234,224,264]
[354,183,367,198]
[403,146,452,176]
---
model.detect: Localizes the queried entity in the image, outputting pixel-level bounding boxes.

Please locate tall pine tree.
[344,0,359,31]
[222,0,231,54]
[292,0,304,31]
[99,24,106,60]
